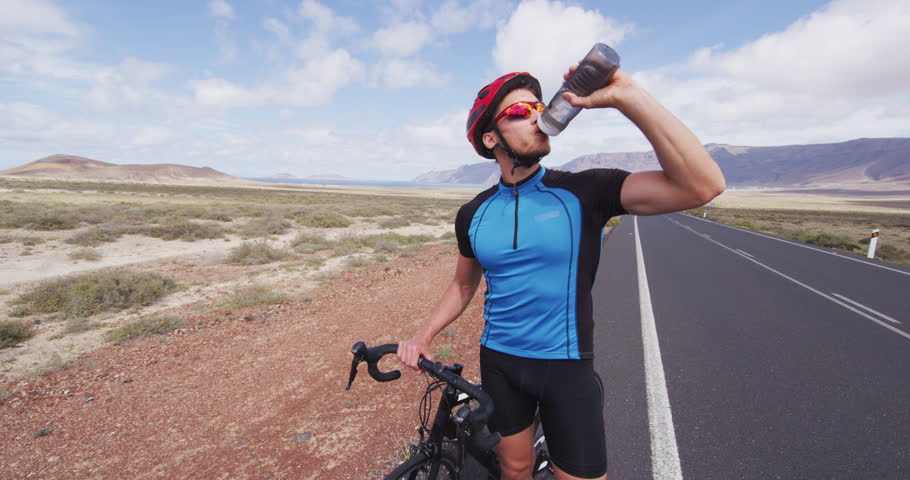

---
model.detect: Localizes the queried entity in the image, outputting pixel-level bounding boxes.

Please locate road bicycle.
[346,341,553,479]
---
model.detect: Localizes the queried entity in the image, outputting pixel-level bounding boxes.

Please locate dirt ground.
[1,243,487,479]
[3,180,907,478]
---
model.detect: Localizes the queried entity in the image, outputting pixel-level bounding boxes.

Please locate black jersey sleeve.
[545,168,631,226]
[587,168,630,219]
[455,203,475,258]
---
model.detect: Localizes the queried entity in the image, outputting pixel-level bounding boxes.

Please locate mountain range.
[3,138,909,188]
[414,138,910,187]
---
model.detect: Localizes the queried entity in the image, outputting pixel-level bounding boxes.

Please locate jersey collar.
[498,165,545,193]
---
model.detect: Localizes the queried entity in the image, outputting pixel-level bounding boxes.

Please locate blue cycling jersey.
[455,166,629,360]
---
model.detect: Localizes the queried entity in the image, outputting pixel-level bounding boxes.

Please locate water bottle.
[538,43,621,136]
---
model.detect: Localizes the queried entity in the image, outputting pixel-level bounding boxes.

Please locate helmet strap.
[491,125,542,175]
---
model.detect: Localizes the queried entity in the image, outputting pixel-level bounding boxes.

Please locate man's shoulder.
[459,184,499,211]
[542,167,630,188]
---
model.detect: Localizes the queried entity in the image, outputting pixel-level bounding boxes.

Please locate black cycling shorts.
[479,345,607,478]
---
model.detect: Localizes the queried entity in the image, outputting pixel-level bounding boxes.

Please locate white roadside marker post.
[867,229,880,259]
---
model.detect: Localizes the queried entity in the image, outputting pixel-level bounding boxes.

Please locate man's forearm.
[414,279,479,344]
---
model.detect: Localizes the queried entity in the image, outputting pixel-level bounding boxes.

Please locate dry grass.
[10,271,179,318]
[224,284,288,308]
[225,241,295,265]
[690,207,910,266]
[105,315,186,345]
[1,320,34,349]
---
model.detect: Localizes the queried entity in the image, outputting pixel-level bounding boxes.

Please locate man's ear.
[482,130,498,151]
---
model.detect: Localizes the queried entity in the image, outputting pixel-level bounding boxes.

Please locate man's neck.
[497,160,541,186]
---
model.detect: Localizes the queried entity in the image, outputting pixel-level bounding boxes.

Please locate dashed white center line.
[735,249,754,258]
[665,216,910,342]
[832,293,902,324]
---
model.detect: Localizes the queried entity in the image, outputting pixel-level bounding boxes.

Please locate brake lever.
[346,341,367,390]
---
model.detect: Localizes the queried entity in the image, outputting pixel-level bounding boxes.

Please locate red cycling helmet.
[466,72,542,159]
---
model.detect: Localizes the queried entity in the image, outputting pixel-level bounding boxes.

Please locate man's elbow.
[692,176,726,207]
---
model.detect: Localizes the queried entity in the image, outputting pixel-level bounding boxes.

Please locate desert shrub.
[225,284,288,308]
[399,244,425,257]
[105,315,185,345]
[65,224,130,246]
[1,320,34,348]
[296,211,351,228]
[225,241,294,265]
[874,244,910,262]
[61,317,98,336]
[237,217,292,238]
[143,221,224,241]
[362,232,434,249]
[345,255,372,268]
[379,216,411,229]
[606,217,622,227]
[69,248,102,261]
[798,233,863,253]
[372,238,400,253]
[0,235,13,244]
[290,232,332,254]
[8,305,30,318]
[437,231,457,245]
[305,257,325,268]
[11,272,178,318]
[30,215,78,231]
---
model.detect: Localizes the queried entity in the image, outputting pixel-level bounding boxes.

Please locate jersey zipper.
[512,185,519,250]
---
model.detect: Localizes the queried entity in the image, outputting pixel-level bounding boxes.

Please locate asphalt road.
[593,213,910,480]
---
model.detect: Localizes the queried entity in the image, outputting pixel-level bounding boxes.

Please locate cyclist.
[397,67,725,480]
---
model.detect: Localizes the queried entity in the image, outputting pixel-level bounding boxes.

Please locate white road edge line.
[735,249,754,258]
[634,216,684,480]
[666,217,910,342]
[682,213,910,277]
[831,293,902,324]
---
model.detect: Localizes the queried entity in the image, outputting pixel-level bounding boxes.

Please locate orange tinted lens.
[506,103,532,118]
[497,101,543,121]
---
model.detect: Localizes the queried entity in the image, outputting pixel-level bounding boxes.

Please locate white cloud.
[0,0,89,81]
[634,0,910,148]
[0,0,82,37]
[130,126,177,146]
[263,18,290,43]
[492,0,633,97]
[208,0,234,19]
[298,0,358,34]
[208,0,236,63]
[372,58,450,88]
[430,0,469,34]
[291,0,359,59]
[0,102,114,143]
[87,57,174,111]
[190,49,365,110]
[371,22,433,57]
[430,0,511,34]
[690,0,910,99]
[402,109,466,147]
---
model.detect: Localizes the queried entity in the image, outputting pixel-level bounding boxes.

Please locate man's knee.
[497,426,535,480]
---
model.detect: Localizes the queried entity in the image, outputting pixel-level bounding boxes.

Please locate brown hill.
[0,154,237,183]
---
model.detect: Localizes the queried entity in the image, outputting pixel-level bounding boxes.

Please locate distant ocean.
[246,178,486,189]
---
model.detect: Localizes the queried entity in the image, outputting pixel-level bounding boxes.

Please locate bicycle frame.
[346,342,550,479]
[418,365,500,479]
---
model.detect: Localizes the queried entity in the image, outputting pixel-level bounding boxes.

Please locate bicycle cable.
[418,374,448,437]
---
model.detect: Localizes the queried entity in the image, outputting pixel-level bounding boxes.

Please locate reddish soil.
[0,245,486,479]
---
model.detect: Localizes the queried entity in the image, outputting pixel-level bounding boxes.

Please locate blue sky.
[2,0,908,180]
